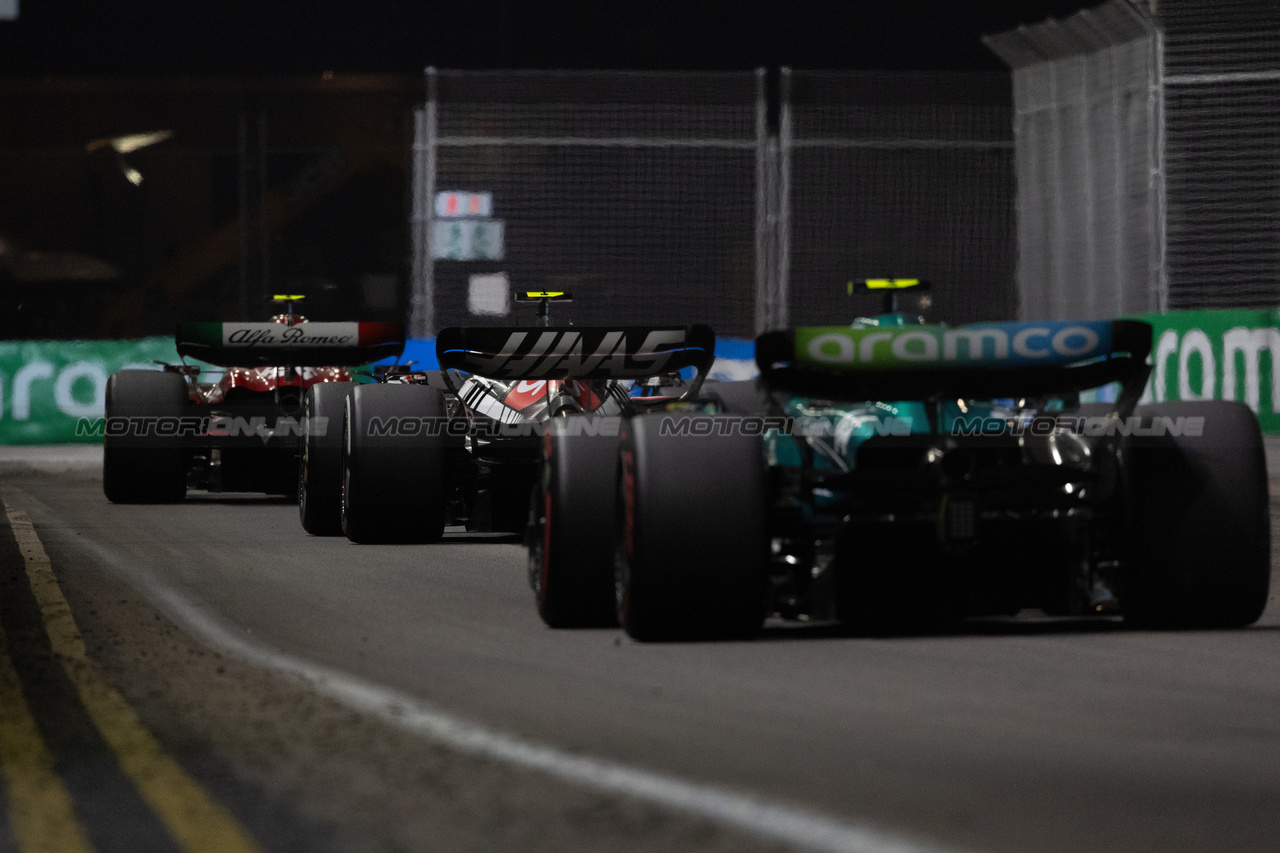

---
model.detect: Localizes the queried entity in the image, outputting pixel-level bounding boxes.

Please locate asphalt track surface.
[2,446,1280,853]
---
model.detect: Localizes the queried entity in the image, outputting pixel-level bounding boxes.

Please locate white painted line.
[48,518,965,853]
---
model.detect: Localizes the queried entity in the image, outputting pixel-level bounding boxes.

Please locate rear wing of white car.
[436,324,715,381]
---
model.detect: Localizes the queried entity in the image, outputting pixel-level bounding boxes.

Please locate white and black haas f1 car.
[299,313,716,544]
[538,316,1271,640]
[103,306,404,503]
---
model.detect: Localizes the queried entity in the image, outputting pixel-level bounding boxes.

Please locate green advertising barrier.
[0,337,181,444]
[5,311,1280,442]
[1134,309,1280,434]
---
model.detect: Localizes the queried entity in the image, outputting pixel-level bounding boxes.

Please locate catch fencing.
[1159,0,1280,309]
[784,70,1016,328]
[984,0,1162,322]
[409,68,1017,337]
[986,0,1280,320]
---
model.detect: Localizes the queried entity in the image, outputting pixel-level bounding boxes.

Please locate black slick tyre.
[341,383,449,544]
[530,417,619,628]
[615,413,768,641]
[103,369,188,504]
[299,381,354,535]
[1123,400,1270,629]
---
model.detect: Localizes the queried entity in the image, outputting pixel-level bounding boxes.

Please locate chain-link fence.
[1160,0,1280,309]
[410,68,1018,337]
[785,70,1016,327]
[985,0,1161,322]
[412,70,762,337]
[987,0,1280,319]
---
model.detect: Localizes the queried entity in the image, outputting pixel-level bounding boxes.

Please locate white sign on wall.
[430,190,503,260]
[430,219,505,261]
[435,191,493,218]
[468,273,510,316]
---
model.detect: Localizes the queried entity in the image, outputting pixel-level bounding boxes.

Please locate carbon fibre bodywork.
[751,314,1155,625]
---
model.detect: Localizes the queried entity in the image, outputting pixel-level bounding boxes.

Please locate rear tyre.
[530,418,619,628]
[298,381,354,535]
[103,370,188,504]
[341,383,449,544]
[1123,400,1270,629]
[616,413,768,641]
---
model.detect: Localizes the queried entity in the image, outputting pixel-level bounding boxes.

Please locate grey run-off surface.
[2,443,1280,853]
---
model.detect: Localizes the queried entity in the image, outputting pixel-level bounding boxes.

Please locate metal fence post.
[1046,59,1066,321]
[747,68,768,333]
[1144,8,1168,313]
[754,68,770,335]
[755,67,791,334]
[409,67,438,338]
[776,67,792,330]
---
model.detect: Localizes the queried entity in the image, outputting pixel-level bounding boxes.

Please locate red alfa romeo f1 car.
[103,298,404,503]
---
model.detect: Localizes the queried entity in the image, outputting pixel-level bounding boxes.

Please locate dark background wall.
[0,1,1093,338]
[1,1,1096,75]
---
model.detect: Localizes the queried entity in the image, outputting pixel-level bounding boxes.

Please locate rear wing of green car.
[436,324,716,381]
[755,319,1152,402]
[176,322,406,367]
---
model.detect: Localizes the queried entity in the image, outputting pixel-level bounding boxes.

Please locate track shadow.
[331,531,524,546]
[756,614,1280,641]
[440,533,524,545]
[181,494,295,506]
[756,615,1125,642]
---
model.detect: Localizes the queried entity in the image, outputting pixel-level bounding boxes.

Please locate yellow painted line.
[0,619,96,853]
[3,503,264,853]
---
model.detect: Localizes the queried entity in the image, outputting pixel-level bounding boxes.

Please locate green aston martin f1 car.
[533,283,1270,641]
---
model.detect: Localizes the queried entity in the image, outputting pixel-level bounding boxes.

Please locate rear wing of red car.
[176,322,405,367]
[755,319,1152,403]
[436,325,715,380]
